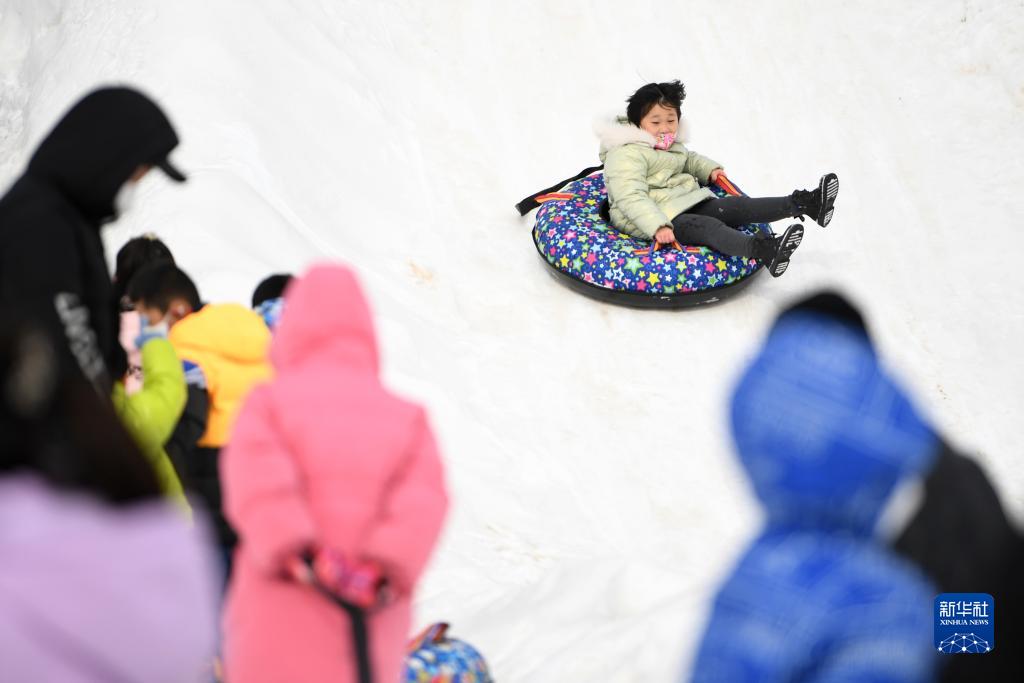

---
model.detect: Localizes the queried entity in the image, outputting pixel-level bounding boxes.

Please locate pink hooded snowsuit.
[221,264,448,683]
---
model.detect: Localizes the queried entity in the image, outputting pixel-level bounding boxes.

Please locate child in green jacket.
[598,80,839,277]
[111,324,191,516]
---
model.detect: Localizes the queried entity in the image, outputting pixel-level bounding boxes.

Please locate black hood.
[26,87,183,224]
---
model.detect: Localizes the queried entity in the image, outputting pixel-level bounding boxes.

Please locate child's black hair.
[251,273,293,308]
[777,290,872,343]
[126,262,202,314]
[626,80,686,127]
[113,234,175,301]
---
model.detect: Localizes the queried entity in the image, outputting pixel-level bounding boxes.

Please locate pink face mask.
[654,132,676,150]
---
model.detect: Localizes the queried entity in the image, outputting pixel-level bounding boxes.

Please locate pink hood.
[270,264,379,375]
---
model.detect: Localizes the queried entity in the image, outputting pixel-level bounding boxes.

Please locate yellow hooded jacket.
[169,303,272,447]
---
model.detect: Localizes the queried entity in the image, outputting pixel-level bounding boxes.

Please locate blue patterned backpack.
[403,623,493,683]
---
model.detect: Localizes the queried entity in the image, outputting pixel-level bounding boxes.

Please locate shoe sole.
[768,224,804,277]
[817,173,839,227]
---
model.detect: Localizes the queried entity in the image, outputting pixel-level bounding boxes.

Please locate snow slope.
[2,1,1022,679]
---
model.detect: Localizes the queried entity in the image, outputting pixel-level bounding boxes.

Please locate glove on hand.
[312,548,387,610]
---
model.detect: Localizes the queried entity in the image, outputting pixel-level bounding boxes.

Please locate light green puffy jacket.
[598,118,722,239]
[111,337,191,516]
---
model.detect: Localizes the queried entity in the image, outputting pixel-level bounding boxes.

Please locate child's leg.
[671,213,768,258]
[686,196,796,227]
[673,213,804,277]
[693,173,840,228]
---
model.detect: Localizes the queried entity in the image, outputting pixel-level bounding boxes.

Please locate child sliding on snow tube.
[597,80,839,277]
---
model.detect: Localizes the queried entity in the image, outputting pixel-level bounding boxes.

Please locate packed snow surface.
[2,1,1022,679]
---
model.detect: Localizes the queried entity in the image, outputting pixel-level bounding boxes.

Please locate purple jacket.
[0,475,220,682]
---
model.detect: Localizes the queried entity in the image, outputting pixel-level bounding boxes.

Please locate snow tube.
[403,623,492,683]
[531,173,771,308]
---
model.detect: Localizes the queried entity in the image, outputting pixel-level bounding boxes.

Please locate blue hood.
[730,312,938,536]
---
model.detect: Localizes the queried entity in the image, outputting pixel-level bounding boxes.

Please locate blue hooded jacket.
[689,310,939,683]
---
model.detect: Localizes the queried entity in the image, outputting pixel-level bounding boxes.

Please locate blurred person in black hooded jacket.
[0,86,186,395]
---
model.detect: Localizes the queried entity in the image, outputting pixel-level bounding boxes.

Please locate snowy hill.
[2,1,1022,679]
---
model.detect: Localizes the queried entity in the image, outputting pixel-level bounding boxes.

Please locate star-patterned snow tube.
[403,623,492,683]
[531,173,771,308]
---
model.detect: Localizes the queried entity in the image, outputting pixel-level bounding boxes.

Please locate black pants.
[671,196,795,258]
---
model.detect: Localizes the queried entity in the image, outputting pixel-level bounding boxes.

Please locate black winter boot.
[750,234,778,263]
[790,173,839,227]
[751,224,805,278]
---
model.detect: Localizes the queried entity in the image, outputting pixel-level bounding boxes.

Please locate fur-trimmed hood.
[593,115,692,154]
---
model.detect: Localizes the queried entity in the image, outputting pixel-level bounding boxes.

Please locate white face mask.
[113,181,138,217]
